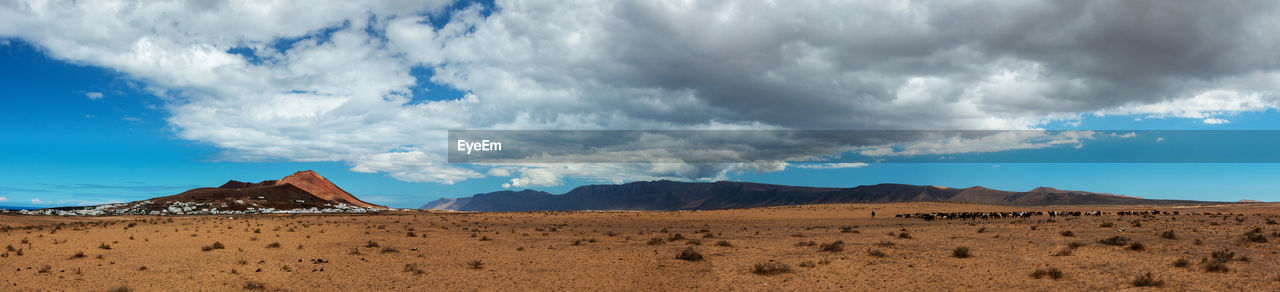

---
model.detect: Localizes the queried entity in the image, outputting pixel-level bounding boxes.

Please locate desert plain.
[4,202,1280,291]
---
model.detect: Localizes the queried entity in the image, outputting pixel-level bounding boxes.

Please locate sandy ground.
[3,202,1280,291]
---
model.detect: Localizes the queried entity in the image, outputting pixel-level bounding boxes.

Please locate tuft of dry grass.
[751,261,790,275]
[1098,236,1130,246]
[1031,267,1064,280]
[819,241,845,252]
[952,246,971,258]
[1131,272,1164,287]
[403,263,425,275]
[243,281,266,290]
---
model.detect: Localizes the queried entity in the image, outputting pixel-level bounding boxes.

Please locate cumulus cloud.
[85,91,103,99]
[4,0,1280,188]
[30,198,45,204]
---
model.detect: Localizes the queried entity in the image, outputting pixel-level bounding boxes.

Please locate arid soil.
[4,202,1280,291]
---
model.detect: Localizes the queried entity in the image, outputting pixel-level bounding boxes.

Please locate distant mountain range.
[422,180,1211,212]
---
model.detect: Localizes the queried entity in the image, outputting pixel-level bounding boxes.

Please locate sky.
[3,0,1280,208]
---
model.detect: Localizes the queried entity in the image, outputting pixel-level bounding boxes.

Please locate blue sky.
[4,1,1280,208]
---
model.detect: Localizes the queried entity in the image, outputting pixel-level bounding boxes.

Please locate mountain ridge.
[422,180,1209,212]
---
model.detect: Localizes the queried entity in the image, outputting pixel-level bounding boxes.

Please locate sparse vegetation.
[1031,267,1063,280]
[1173,258,1189,267]
[1160,230,1177,240]
[751,261,791,275]
[265,242,281,248]
[1098,236,1130,246]
[1060,230,1074,237]
[646,238,665,245]
[952,246,971,258]
[1100,222,1114,228]
[819,240,845,252]
[676,247,703,261]
[714,240,732,247]
[467,260,484,269]
[403,263,425,275]
[1127,242,1145,251]
[243,281,266,290]
[1131,272,1164,287]
[1244,229,1268,243]
[867,249,887,258]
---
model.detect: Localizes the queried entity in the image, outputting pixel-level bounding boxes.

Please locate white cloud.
[85,91,104,99]
[1101,89,1277,121]
[1110,132,1137,138]
[857,131,1095,157]
[0,196,7,202]
[4,1,1280,188]
[31,198,45,204]
[1202,118,1230,124]
[794,163,870,169]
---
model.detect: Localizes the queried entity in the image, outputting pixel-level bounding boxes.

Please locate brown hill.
[42,170,385,215]
[217,170,382,208]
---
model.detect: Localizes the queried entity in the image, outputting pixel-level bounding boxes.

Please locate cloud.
[85,91,104,99]
[1156,137,1165,143]
[1110,132,1137,138]
[0,197,7,202]
[856,131,1095,157]
[5,1,1280,187]
[31,198,45,204]
[1202,118,1230,125]
[793,163,870,169]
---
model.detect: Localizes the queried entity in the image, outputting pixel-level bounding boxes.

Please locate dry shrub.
[1031,267,1063,280]
[1098,236,1129,246]
[819,241,845,252]
[1131,272,1164,287]
[676,247,703,261]
[751,262,790,275]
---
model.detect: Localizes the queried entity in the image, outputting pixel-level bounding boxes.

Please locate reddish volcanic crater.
[221,170,384,209]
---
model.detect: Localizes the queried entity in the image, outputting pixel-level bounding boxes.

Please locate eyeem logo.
[458,139,502,155]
